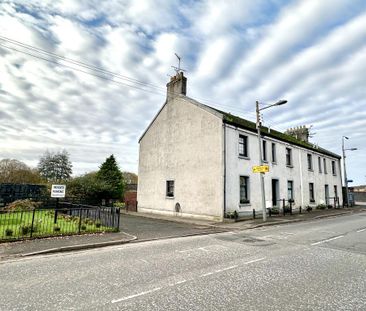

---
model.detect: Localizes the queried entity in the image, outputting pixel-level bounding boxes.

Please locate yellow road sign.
[252,165,269,173]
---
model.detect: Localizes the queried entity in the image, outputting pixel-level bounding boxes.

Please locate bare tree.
[122,172,138,184]
[0,159,44,184]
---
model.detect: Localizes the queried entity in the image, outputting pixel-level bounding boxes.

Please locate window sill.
[239,203,251,207]
[286,165,294,168]
[272,161,277,165]
[308,169,313,172]
[310,200,315,203]
[166,196,175,199]
[238,155,250,160]
[333,174,337,176]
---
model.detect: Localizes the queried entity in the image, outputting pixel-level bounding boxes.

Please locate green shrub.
[81,224,87,231]
[114,202,125,208]
[270,207,279,214]
[54,226,61,232]
[83,218,94,225]
[226,210,238,220]
[316,204,327,210]
[5,228,13,236]
[5,199,41,211]
[95,222,101,228]
[20,225,31,235]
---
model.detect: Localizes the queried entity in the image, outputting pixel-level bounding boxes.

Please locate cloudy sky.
[0,0,365,185]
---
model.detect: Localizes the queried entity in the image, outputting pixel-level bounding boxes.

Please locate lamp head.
[275,99,287,106]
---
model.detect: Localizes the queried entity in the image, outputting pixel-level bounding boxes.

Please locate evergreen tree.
[66,172,110,201]
[96,155,124,199]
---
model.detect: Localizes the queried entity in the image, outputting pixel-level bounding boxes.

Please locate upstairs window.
[332,161,336,175]
[262,140,267,162]
[318,157,322,173]
[240,176,250,204]
[239,134,248,157]
[166,180,174,198]
[271,143,276,163]
[286,148,293,166]
[323,158,327,174]
[307,154,313,171]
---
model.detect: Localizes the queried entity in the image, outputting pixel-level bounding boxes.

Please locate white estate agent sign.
[51,184,66,198]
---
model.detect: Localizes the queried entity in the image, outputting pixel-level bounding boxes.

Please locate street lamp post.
[342,136,357,207]
[256,99,287,221]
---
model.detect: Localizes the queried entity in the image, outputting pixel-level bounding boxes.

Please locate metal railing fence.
[0,205,120,242]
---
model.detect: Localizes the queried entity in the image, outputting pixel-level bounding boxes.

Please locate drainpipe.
[223,124,227,219]
[299,150,304,208]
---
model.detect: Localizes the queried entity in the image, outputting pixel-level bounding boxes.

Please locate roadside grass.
[0,210,116,241]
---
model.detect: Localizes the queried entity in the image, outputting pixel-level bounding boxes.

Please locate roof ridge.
[194,99,340,159]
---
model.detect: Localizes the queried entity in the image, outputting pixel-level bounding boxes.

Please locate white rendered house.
[137,73,343,221]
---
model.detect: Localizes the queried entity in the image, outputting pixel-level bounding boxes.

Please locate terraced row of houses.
[137,73,342,221]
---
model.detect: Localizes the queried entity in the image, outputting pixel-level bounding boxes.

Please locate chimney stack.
[166,72,187,100]
[285,125,310,142]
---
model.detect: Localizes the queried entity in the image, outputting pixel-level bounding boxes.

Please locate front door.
[272,179,279,207]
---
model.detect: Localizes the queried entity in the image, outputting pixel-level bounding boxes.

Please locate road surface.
[1,213,366,310]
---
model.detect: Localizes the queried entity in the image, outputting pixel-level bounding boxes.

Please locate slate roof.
[139,94,341,159]
[207,105,341,159]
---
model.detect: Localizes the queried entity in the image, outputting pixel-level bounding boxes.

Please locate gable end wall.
[137,96,224,220]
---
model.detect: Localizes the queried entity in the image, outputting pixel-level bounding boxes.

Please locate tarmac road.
[1,213,365,310]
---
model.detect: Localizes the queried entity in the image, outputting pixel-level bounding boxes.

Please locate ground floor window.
[288,180,294,201]
[166,180,174,197]
[240,176,250,204]
[309,183,315,202]
[334,185,338,199]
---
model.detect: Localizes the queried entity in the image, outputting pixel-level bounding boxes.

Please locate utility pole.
[342,136,357,207]
[342,137,348,207]
[256,100,287,221]
[256,101,267,221]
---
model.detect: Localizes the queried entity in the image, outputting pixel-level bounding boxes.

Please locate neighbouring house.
[137,72,343,221]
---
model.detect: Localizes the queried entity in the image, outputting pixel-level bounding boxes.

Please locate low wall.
[353,192,366,203]
[124,191,137,212]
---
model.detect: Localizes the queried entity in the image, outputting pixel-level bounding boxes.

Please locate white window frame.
[271,143,276,163]
[239,176,250,204]
[238,134,249,158]
[286,148,293,167]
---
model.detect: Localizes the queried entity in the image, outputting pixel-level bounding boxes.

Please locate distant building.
[137,73,343,221]
[351,185,366,192]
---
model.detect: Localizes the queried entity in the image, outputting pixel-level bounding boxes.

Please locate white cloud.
[0,0,365,184]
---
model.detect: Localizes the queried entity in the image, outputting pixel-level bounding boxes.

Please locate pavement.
[0,205,365,261]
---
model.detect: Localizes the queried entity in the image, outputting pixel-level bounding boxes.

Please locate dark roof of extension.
[207,105,341,159]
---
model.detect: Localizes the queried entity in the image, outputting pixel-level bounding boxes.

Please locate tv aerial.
[171,53,186,74]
